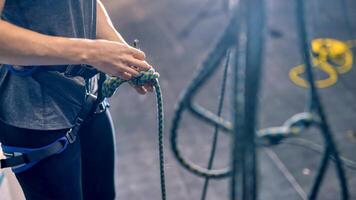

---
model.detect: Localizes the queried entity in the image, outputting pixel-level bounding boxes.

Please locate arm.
[96,0,153,93]
[96,0,128,45]
[0,18,91,66]
[0,0,150,79]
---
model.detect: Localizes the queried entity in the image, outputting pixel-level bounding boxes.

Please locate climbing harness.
[0,60,104,174]
[100,41,167,200]
[0,93,97,173]
[170,0,351,199]
[0,58,107,174]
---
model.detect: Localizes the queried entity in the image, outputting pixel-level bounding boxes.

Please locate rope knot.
[101,68,160,98]
[130,68,160,86]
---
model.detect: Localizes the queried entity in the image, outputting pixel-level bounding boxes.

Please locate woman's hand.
[95,1,154,95]
[86,40,151,80]
[87,40,155,95]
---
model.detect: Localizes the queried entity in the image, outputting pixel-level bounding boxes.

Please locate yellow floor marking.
[289,38,354,88]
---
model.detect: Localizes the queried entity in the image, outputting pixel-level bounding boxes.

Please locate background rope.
[169,0,350,199]
[170,0,242,179]
[200,50,230,200]
[296,0,349,198]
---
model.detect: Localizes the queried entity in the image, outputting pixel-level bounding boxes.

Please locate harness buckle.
[95,99,110,114]
[3,152,23,158]
[65,129,77,144]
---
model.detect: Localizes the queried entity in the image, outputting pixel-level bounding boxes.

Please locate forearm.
[96,0,128,45]
[0,0,149,80]
[0,20,93,66]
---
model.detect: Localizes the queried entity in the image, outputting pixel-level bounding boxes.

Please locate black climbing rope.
[200,50,230,200]
[296,0,349,198]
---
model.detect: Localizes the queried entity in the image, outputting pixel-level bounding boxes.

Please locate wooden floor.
[101,0,356,199]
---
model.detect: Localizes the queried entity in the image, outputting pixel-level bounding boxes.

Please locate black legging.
[0,109,116,200]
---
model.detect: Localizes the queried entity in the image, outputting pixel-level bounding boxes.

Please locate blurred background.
[2,0,356,199]
[101,0,356,199]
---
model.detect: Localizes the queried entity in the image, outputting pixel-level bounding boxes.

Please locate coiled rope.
[101,66,167,200]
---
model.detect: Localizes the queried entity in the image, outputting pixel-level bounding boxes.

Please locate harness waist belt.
[0,94,98,173]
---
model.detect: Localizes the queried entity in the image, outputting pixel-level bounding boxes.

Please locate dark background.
[101,0,356,199]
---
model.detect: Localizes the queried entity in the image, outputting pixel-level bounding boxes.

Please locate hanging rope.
[101,57,167,200]
[296,0,349,198]
[200,50,230,200]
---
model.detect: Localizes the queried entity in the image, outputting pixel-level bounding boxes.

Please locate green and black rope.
[101,66,166,200]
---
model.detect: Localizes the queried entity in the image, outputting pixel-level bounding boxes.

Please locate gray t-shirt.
[0,0,97,130]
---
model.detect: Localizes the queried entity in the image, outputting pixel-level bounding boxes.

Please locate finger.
[125,57,152,71]
[127,47,146,60]
[120,65,140,77]
[118,72,132,80]
[128,82,147,95]
[144,84,154,92]
[135,86,147,95]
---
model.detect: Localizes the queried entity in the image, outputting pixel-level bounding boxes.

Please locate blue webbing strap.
[1,137,69,173]
[0,94,97,173]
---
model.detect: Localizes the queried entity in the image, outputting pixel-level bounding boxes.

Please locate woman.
[0,0,153,199]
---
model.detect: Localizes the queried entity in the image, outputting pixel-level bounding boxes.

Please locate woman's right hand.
[86,40,152,80]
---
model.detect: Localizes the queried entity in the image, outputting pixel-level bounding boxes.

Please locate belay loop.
[101,67,167,200]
